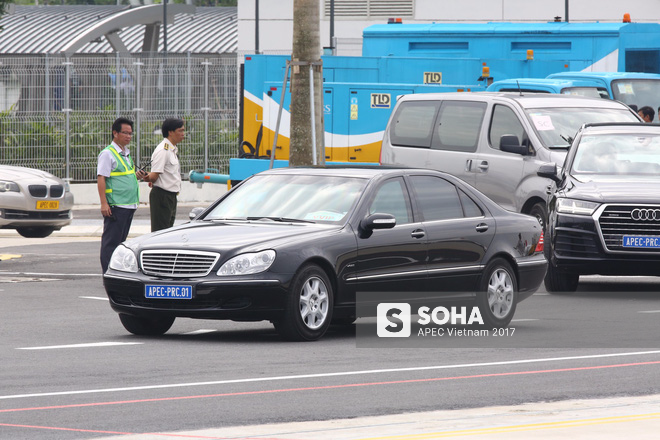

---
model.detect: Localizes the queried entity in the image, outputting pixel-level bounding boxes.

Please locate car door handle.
[475,223,489,233]
[465,159,473,171]
[411,229,425,239]
[478,161,489,171]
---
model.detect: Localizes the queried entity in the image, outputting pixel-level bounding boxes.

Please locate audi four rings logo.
[631,208,660,221]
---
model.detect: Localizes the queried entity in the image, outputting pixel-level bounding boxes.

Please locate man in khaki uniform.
[142,118,185,232]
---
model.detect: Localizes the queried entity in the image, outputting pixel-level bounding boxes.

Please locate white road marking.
[1,350,659,400]
[79,296,109,301]
[183,329,218,335]
[0,271,100,277]
[16,342,143,350]
[511,318,539,322]
[638,310,660,314]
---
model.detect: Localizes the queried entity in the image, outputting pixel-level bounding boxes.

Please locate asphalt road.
[1,238,660,439]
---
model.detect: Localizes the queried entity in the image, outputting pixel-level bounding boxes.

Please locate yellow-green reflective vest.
[104,145,139,206]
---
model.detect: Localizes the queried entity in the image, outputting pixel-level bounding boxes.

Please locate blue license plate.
[622,236,660,248]
[145,285,193,299]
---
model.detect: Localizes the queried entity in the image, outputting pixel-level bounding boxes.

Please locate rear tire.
[17,227,55,238]
[119,314,175,336]
[274,264,334,341]
[477,258,518,327]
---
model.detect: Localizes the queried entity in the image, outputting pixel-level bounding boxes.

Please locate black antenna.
[516,80,523,96]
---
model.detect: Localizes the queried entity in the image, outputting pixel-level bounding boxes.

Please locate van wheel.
[529,202,547,230]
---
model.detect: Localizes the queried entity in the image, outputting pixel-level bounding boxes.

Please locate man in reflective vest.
[97,117,146,273]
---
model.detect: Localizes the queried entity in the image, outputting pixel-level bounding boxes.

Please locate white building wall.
[238,0,660,56]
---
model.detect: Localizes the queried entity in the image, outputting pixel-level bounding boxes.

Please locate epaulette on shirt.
[163,145,169,150]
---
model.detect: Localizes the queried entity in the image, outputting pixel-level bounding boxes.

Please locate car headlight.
[556,198,600,216]
[0,180,19,193]
[217,250,276,276]
[109,245,138,273]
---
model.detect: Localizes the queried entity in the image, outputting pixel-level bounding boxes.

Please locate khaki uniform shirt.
[151,138,181,193]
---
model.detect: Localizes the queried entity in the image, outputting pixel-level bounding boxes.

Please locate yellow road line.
[0,254,22,261]
[360,412,660,439]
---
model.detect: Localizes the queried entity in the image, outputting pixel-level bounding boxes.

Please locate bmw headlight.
[109,245,138,273]
[218,250,276,276]
[0,180,19,193]
[556,198,600,216]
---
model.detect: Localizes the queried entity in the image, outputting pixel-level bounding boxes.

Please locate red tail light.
[535,231,544,253]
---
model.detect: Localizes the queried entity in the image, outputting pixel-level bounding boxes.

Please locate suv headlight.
[0,180,19,193]
[556,198,600,216]
[218,250,276,276]
[109,245,138,273]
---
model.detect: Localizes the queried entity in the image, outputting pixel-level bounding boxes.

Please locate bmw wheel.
[17,227,55,238]
[477,258,518,327]
[274,264,334,341]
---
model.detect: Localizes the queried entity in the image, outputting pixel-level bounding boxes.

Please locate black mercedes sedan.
[540,123,660,293]
[103,167,546,341]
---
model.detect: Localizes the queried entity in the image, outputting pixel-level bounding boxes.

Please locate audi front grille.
[141,250,220,277]
[598,205,660,252]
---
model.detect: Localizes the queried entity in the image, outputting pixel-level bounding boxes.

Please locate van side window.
[389,101,440,148]
[368,178,412,224]
[489,104,527,150]
[409,175,463,221]
[432,101,487,152]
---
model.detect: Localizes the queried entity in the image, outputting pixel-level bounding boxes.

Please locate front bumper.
[550,211,660,276]
[103,271,291,321]
[0,191,74,229]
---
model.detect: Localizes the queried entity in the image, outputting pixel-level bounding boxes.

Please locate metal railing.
[0,53,238,182]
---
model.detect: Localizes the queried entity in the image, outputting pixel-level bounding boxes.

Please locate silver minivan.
[380,92,641,227]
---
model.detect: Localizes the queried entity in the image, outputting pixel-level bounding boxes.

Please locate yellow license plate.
[36,201,59,210]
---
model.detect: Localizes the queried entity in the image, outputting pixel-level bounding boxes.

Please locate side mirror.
[500,134,529,155]
[188,207,206,221]
[537,164,561,183]
[359,213,396,238]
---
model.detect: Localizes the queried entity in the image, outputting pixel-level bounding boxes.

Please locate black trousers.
[100,206,136,273]
[149,186,178,232]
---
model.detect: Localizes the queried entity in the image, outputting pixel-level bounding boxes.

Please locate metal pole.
[202,60,211,171]
[270,60,290,169]
[565,0,569,22]
[163,0,168,54]
[134,61,143,161]
[330,0,335,54]
[309,65,317,166]
[255,0,259,54]
[44,54,49,122]
[186,51,191,114]
[115,53,120,117]
[63,58,72,181]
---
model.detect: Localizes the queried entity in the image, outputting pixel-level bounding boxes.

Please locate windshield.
[525,107,640,149]
[205,174,368,224]
[611,79,660,120]
[571,133,660,177]
[560,87,610,99]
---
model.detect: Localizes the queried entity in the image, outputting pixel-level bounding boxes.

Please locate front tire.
[274,264,334,341]
[544,263,579,293]
[119,314,175,336]
[17,227,55,238]
[477,258,518,327]
[529,202,547,231]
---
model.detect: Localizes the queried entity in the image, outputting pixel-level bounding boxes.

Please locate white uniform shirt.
[150,138,181,193]
[97,141,138,210]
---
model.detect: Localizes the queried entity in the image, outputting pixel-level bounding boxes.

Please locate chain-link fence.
[0,53,238,182]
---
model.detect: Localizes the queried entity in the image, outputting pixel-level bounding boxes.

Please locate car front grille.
[2,209,70,220]
[27,184,64,198]
[598,205,660,252]
[140,250,220,277]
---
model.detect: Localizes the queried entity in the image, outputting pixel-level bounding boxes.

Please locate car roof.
[581,122,660,134]
[257,166,436,180]
[549,72,660,80]
[396,92,630,109]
